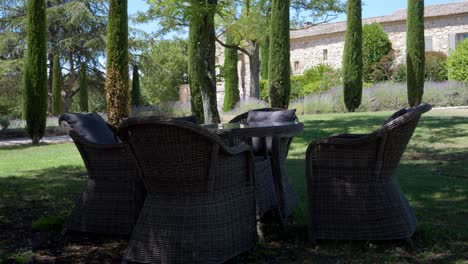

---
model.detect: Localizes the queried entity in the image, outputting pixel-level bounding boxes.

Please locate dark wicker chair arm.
[218,142,253,155]
[307,132,379,148]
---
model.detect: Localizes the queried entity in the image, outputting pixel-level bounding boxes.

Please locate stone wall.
[290,13,468,70]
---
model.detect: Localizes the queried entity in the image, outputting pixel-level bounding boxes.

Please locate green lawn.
[0,109,467,263]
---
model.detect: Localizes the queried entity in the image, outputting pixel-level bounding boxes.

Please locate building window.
[294,61,300,72]
[215,56,219,64]
[456,32,468,46]
[323,49,328,61]
[425,36,433,51]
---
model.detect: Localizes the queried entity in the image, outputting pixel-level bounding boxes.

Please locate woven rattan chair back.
[119,118,251,194]
[373,103,432,181]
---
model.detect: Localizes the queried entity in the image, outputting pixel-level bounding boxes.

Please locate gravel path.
[0,135,71,147]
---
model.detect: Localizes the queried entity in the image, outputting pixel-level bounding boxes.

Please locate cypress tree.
[105,0,129,126]
[23,0,47,145]
[52,54,62,116]
[188,0,220,124]
[79,62,88,112]
[260,37,269,80]
[131,65,141,106]
[406,0,425,106]
[342,0,363,112]
[268,0,290,109]
[223,32,240,112]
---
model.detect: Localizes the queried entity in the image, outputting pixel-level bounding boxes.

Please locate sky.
[127,0,467,34]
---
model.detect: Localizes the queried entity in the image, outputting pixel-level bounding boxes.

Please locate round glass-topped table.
[202,121,304,220]
[202,121,303,140]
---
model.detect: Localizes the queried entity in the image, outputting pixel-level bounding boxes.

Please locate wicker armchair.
[305,104,432,241]
[59,118,145,236]
[118,118,257,264]
[229,108,299,219]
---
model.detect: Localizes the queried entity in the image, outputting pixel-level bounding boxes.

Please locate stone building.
[290,1,468,75]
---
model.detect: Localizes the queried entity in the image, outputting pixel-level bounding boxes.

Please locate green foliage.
[425,51,448,81]
[447,39,468,82]
[362,23,392,82]
[131,65,141,106]
[342,0,363,112]
[0,116,10,131]
[105,0,129,126]
[260,37,269,80]
[290,64,341,100]
[78,63,89,112]
[268,0,291,108]
[51,55,62,116]
[406,0,425,106]
[368,50,395,82]
[23,0,48,144]
[141,39,188,104]
[223,33,240,112]
[31,215,64,231]
[259,79,269,101]
[393,64,407,82]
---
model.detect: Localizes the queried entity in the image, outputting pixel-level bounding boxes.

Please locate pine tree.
[79,63,89,112]
[105,0,129,126]
[268,0,291,109]
[52,54,62,116]
[342,0,363,112]
[406,0,425,106]
[260,37,269,80]
[23,0,47,145]
[223,32,240,112]
[131,65,141,106]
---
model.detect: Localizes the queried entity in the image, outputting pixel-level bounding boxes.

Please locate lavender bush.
[292,81,467,114]
[226,98,269,117]
[131,102,192,118]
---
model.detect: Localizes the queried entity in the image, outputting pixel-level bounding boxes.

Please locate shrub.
[447,39,468,82]
[362,23,393,82]
[425,51,448,81]
[259,79,269,101]
[0,116,10,131]
[292,81,467,115]
[393,64,407,82]
[368,50,395,82]
[289,64,340,100]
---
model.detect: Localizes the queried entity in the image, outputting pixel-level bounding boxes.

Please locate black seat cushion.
[247,109,296,155]
[59,113,117,144]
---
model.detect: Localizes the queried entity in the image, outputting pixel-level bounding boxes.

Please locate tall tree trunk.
[48,52,53,114]
[343,0,363,112]
[223,32,240,111]
[105,0,129,126]
[406,0,425,106]
[62,52,75,113]
[188,0,220,124]
[52,54,62,116]
[23,0,47,145]
[240,53,247,99]
[248,40,260,99]
[131,65,141,106]
[79,62,89,112]
[260,37,269,80]
[268,0,291,109]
